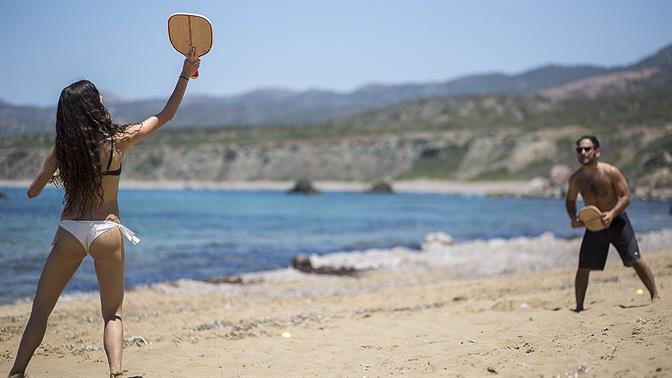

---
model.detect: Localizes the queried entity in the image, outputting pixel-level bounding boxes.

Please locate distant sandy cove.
[1,179,535,195]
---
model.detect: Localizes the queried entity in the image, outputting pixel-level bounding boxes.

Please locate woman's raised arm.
[119,48,201,149]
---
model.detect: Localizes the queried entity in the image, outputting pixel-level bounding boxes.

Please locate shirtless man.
[565,135,660,312]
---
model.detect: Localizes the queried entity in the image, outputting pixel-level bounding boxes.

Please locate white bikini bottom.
[57,220,140,254]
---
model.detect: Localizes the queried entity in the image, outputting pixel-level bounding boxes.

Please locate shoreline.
[3,179,670,200]
[0,178,559,196]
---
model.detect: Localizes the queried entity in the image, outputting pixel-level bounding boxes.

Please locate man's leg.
[631,258,661,302]
[612,214,659,302]
[574,268,591,312]
[576,229,607,312]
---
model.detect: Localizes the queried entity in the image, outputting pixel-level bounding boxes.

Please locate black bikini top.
[102,138,122,176]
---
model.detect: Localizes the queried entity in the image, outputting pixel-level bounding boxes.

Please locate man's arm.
[565,175,583,228]
[27,146,58,198]
[602,166,631,226]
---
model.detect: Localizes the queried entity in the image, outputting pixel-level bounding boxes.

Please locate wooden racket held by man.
[168,13,213,78]
[579,205,606,232]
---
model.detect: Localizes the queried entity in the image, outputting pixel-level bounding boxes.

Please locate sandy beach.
[1,245,670,377]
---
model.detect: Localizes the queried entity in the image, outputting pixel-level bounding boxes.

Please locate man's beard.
[580,157,596,166]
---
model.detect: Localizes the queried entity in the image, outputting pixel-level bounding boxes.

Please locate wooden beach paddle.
[579,205,606,232]
[168,13,213,78]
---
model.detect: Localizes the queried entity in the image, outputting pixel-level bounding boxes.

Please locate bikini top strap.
[106,138,114,171]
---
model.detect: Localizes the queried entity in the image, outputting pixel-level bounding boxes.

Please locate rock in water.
[367,181,395,194]
[292,254,359,276]
[292,255,313,273]
[288,179,320,194]
[202,275,244,284]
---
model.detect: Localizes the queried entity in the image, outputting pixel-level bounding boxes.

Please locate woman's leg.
[89,227,125,376]
[9,228,86,375]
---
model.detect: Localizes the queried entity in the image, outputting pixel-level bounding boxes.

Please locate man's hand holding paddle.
[571,217,584,229]
[600,210,615,229]
[572,208,614,230]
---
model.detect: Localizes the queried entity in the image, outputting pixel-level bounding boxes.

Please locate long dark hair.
[53,80,126,217]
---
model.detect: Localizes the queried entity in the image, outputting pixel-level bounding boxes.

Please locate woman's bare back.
[60,137,125,221]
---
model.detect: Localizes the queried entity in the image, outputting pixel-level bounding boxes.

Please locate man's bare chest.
[577,172,613,198]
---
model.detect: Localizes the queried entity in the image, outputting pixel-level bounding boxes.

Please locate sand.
[1,250,670,377]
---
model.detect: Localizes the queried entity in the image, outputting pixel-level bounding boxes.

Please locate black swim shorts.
[579,212,641,270]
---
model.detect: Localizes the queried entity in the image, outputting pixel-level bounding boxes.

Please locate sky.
[1,0,671,107]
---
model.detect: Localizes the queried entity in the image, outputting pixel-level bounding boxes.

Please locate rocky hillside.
[2,85,671,199]
[2,126,670,197]
[2,43,670,135]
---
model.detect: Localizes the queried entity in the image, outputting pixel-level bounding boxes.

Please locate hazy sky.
[1,0,671,106]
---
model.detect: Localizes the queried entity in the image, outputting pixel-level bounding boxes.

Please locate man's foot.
[652,294,661,303]
[571,306,584,313]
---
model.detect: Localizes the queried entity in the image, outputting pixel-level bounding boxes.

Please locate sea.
[1,187,671,304]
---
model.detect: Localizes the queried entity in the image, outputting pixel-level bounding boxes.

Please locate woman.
[8,49,200,378]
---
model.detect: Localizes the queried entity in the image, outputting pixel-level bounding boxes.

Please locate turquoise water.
[1,187,670,304]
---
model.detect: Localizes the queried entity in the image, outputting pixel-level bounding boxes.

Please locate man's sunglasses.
[575,146,593,153]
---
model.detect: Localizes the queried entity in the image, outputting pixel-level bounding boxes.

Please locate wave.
[291,229,672,277]
[143,228,672,296]
[10,228,672,304]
